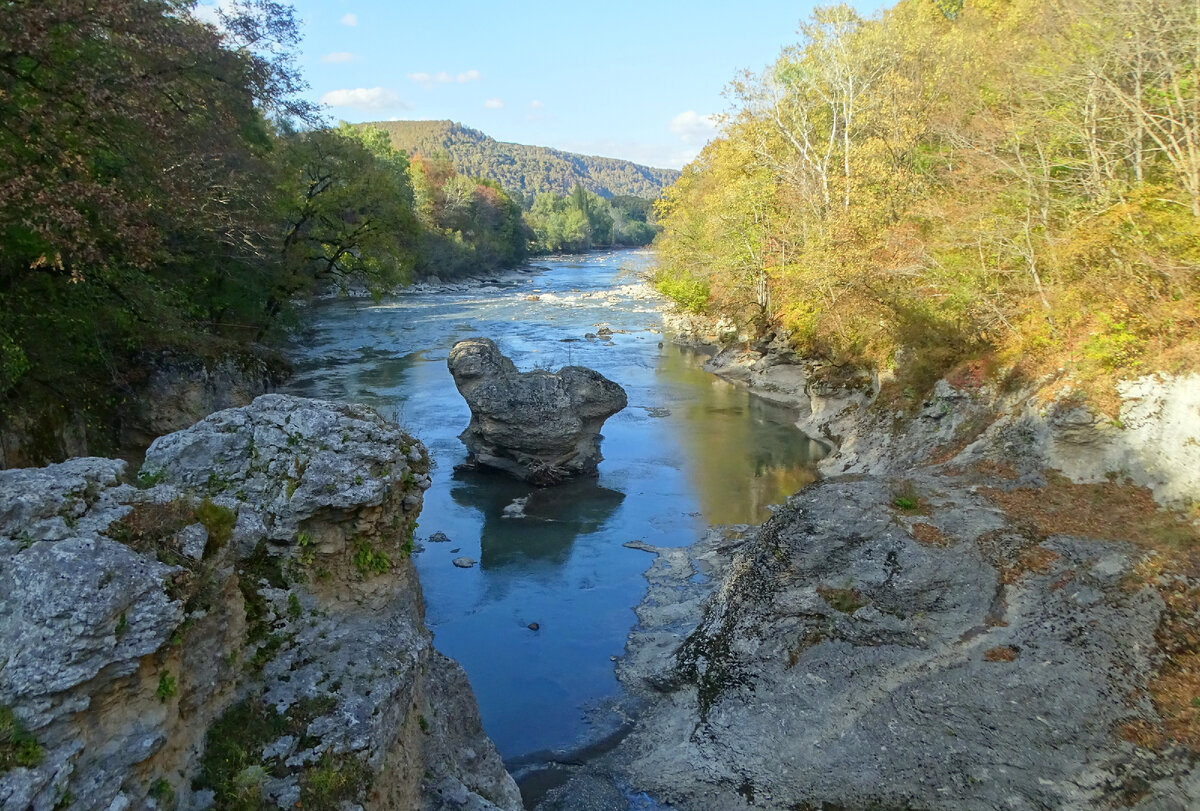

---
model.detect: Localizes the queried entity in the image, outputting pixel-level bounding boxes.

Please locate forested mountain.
[0,1,527,463]
[653,0,1200,398]
[361,120,680,200]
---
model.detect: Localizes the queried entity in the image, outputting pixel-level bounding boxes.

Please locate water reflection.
[282,250,829,759]
[449,470,625,568]
[656,346,827,524]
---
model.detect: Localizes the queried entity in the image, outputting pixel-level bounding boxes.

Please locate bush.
[654,273,710,313]
[0,705,42,772]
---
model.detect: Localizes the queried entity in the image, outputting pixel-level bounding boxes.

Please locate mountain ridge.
[357,119,679,200]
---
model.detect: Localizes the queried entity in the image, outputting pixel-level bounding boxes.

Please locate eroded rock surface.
[581,474,1197,810]
[447,337,627,484]
[0,394,521,811]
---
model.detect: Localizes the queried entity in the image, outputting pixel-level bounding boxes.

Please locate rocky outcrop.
[0,346,289,470]
[447,337,627,484]
[536,307,1200,809]
[0,394,521,811]
[614,474,1195,809]
[118,346,291,452]
[544,469,1197,809]
[686,333,1200,509]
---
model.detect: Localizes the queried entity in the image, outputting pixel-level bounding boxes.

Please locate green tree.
[276,124,418,307]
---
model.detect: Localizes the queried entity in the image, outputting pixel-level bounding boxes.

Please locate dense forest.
[363,120,680,200]
[653,0,1200,398]
[527,188,659,252]
[0,0,529,459]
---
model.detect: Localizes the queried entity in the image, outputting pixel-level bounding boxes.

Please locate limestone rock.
[447,337,627,484]
[118,347,290,452]
[0,396,520,811]
[609,475,1187,809]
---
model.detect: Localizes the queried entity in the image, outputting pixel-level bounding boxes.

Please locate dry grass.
[984,645,1019,662]
[983,471,1200,753]
[909,522,953,547]
[1004,546,1061,585]
[980,472,1198,552]
[970,459,1020,481]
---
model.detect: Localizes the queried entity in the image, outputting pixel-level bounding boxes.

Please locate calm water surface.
[283,250,825,759]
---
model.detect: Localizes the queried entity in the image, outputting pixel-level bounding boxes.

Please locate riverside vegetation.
[0,0,664,465]
[602,2,1200,805]
[652,0,1200,404]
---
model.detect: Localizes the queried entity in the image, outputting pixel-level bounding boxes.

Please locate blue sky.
[199,1,887,169]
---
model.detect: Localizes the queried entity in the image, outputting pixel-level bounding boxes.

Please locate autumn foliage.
[653,0,1200,395]
[0,0,528,462]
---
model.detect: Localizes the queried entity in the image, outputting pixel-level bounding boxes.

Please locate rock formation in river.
[447,337,627,485]
[0,394,521,811]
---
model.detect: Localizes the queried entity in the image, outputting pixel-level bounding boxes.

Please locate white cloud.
[319,87,406,111]
[484,98,504,109]
[322,52,359,64]
[407,69,482,89]
[340,13,357,26]
[669,110,718,144]
[189,0,236,28]
[529,99,545,109]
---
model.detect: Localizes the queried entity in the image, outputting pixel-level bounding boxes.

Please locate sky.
[198,0,888,170]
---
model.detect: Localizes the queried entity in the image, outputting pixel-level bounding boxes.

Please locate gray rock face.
[608,475,1188,810]
[447,337,627,484]
[0,348,287,470]
[665,308,1199,509]
[0,395,520,811]
[119,347,290,452]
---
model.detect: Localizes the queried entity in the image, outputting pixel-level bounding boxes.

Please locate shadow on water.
[449,469,626,568]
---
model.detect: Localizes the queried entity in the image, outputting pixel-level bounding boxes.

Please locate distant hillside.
[361,120,679,200]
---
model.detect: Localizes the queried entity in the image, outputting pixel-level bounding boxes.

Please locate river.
[282,249,826,764]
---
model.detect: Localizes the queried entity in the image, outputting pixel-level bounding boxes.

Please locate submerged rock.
[0,394,521,811]
[447,337,627,484]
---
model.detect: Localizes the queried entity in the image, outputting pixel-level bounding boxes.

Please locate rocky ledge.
[537,462,1198,809]
[610,471,1196,809]
[529,311,1200,810]
[447,337,627,485]
[0,394,520,811]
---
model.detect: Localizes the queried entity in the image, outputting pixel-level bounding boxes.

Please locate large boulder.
[0,395,521,811]
[595,474,1192,810]
[447,338,627,484]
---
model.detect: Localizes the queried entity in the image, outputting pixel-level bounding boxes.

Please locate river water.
[282,249,826,762]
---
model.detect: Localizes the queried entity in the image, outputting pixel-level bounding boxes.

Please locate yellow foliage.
[653,0,1200,397]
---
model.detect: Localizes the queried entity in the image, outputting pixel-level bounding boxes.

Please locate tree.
[276,124,418,305]
[0,0,311,457]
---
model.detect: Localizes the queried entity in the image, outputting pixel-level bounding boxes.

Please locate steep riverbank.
[0,395,520,810]
[527,306,1200,809]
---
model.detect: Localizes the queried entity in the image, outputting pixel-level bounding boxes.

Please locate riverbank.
[0,395,521,810]
[527,299,1200,809]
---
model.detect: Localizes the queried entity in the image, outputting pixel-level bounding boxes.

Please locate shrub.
[0,705,42,772]
[352,538,391,576]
